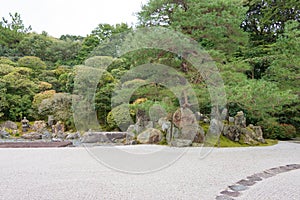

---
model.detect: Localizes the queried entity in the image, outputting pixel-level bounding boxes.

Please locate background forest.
[0,0,299,140]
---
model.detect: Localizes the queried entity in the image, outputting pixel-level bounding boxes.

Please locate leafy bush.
[18,56,46,70]
[107,104,135,131]
[0,57,17,66]
[259,120,297,140]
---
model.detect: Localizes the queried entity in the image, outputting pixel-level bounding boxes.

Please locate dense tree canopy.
[0,1,299,138]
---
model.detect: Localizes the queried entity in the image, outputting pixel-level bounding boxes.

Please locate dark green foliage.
[242,0,300,45]
[259,120,297,140]
[0,4,298,137]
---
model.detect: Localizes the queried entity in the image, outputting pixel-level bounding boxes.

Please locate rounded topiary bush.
[107,104,135,131]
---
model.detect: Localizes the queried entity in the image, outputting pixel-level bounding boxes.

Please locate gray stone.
[137,128,163,144]
[220,190,240,197]
[203,118,210,123]
[216,195,235,200]
[66,132,80,140]
[42,131,52,140]
[240,128,259,145]
[247,175,262,182]
[286,164,300,170]
[57,131,67,139]
[52,137,63,142]
[166,126,180,143]
[145,121,153,129]
[81,132,127,143]
[228,184,248,191]
[228,117,235,123]
[252,126,265,143]
[236,179,256,186]
[1,121,18,130]
[47,115,54,126]
[52,121,65,135]
[21,132,42,140]
[126,129,135,143]
[158,117,171,131]
[192,127,205,143]
[170,139,192,147]
[126,140,137,145]
[208,119,223,135]
[127,125,136,134]
[221,108,228,120]
[235,111,246,128]
[181,126,205,143]
[173,108,197,129]
[135,110,150,134]
[32,121,47,133]
[254,172,274,179]
[195,112,204,121]
[223,125,240,142]
[0,130,10,138]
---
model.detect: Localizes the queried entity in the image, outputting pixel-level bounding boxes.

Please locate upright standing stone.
[48,115,54,127]
[235,111,246,128]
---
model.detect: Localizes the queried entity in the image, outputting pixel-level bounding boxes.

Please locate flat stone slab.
[220,190,240,197]
[229,184,248,192]
[216,195,235,200]
[0,141,72,148]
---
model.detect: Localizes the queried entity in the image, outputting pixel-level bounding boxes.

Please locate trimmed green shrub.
[259,120,297,140]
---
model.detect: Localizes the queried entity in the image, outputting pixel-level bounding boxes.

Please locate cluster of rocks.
[0,121,18,139]
[223,111,265,145]
[79,109,265,147]
[0,119,80,143]
[126,107,205,147]
[0,109,266,147]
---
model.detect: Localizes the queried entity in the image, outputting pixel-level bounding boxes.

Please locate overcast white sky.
[0,0,148,38]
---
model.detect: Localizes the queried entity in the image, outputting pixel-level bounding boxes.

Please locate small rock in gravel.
[286,164,300,170]
[255,172,274,179]
[216,195,235,200]
[246,175,262,182]
[236,179,256,186]
[220,190,240,197]
[229,184,248,192]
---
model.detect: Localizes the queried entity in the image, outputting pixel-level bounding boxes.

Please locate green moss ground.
[205,135,278,148]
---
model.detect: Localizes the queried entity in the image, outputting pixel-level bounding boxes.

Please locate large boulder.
[250,125,265,143]
[167,127,204,145]
[42,130,52,140]
[0,130,10,139]
[223,123,265,145]
[32,121,47,133]
[66,132,81,140]
[166,126,180,143]
[208,118,224,135]
[81,132,127,143]
[137,128,163,144]
[170,139,192,147]
[52,121,65,134]
[235,111,246,128]
[223,125,240,142]
[158,117,171,131]
[173,108,197,129]
[21,132,42,140]
[240,128,259,145]
[125,126,136,144]
[1,121,18,130]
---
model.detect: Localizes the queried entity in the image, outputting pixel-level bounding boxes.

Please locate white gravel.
[0,141,299,200]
